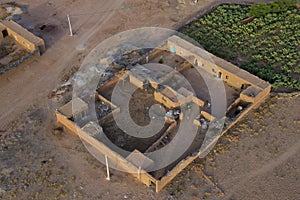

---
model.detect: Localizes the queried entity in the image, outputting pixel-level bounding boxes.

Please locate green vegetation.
[249,0,297,17]
[159,55,164,64]
[181,3,300,90]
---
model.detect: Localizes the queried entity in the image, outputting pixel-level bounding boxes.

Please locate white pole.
[138,166,141,180]
[67,14,73,36]
[105,155,110,181]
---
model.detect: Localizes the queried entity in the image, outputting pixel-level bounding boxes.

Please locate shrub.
[159,56,164,64]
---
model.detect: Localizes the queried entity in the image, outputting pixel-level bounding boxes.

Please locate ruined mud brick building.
[56,35,271,192]
[0,19,45,54]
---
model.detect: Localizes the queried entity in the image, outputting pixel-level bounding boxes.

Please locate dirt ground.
[128,87,157,126]
[1,93,299,199]
[166,93,300,200]
[0,0,299,199]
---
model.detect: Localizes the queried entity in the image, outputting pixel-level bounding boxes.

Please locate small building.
[58,97,89,119]
[0,19,45,55]
[167,35,270,91]
[129,65,151,88]
[154,86,183,108]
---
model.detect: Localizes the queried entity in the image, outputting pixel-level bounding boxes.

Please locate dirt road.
[0,0,126,127]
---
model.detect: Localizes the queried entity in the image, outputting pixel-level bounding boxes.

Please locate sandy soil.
[1,93,299,199]
[164,93,300,200]
[1,0,299,199]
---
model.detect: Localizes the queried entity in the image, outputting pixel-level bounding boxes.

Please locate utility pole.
[105,155,110,181]
[67,14,73,36]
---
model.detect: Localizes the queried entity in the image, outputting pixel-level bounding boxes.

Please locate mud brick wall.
[56,110,159,189]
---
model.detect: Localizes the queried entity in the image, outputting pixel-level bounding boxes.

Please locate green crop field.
[181,3,300,90]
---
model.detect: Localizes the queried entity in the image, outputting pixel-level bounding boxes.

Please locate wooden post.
[67,14,73,36]
[105,155,110,181]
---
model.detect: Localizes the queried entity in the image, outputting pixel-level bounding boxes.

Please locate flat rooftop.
[0,20,43,44]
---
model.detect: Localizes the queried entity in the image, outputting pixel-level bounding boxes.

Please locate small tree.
[159,56,164,64]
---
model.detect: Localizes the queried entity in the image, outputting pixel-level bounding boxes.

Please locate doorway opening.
[2,30,8,38]
[218,71,222,79]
